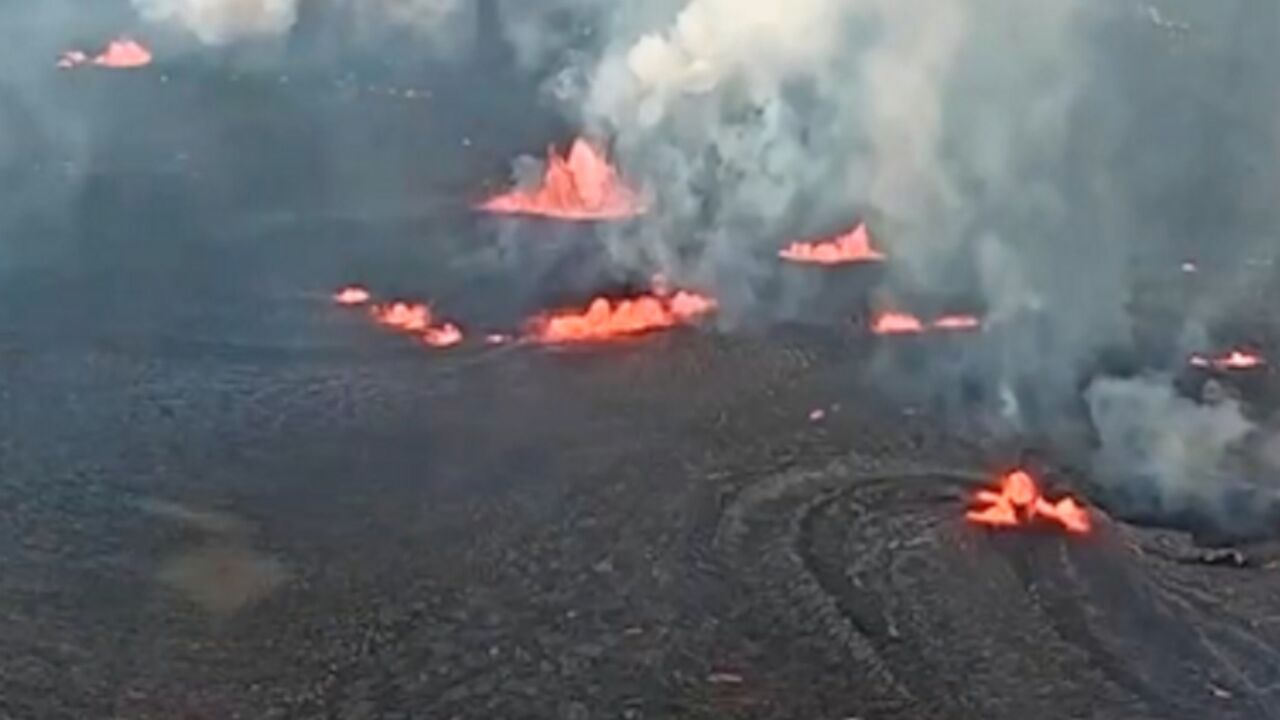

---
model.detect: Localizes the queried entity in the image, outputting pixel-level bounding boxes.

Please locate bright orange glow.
[1190,349,1266,371]
[779,224,885,265]
[528,291,716,344]
[59,38,152,69]
[872,312,925,335]
[333,285,372,306]
[93,38,152,68]
[933,314,982,331]
[479,139,645,221]
[373,301,433,332]
[423,323,464,348]
[966,470,1092,535]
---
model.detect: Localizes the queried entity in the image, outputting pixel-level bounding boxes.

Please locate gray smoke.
[540,0,1280,536]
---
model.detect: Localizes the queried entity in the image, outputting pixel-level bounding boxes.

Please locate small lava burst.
[872,312,982,335]
[59,38,152,69]
[332,285,372,306]
[528,291,716,344]
[932,314,982,331]
[478,139,646,221]
[367,300,465,348]
[423,323,464,348]
[966,470,1092,535]
[779,223,885,265]
[871,312,926,335]
[1190,349,1267,371]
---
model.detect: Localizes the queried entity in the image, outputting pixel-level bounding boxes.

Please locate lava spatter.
[966,470,1091,535]
[779,223,885,265]
[1189,349,1266,371]
[527,291,716,344]
[479,139,645,221]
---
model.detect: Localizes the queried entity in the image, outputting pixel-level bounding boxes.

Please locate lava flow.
[333,290,465,350]
[528,291,716,344]
[966,470,1092,535]
[58,38,152,69]
[871,312,982,335]
[478,139,645,221]
[1190,349,1266,371]
[779,224,885,265]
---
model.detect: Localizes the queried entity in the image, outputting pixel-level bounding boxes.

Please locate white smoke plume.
[131,0,300,45]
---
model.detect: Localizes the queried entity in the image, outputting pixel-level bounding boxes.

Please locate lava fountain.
[58,38,152,69]
[527,291,716,344]
[779,224,885,265]
[966,470,1091,535]
[478,139,646,221]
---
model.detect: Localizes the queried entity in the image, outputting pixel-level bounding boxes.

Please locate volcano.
[478,139,646,221]
[966,470,1092,534]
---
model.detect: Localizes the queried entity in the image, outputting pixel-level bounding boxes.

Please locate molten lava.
[478,139,645,221]
[333,285,372,306]
[368,301,466,348]
[871,312,983,335]
[966,470,1091,535]
[58,38,152,69]
[779,224,885,265]
[932,314,982,331]
[871,312,925,335]
[528,291,716,344]
[1190,349,1266,371]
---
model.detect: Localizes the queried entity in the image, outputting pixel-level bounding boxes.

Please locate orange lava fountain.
[932,314,982,331]
[478,139,645,221]
[1190,349,1266,371]
[333,285,372,306]
[779,224,885,265]
[966,470,1092,535]
[528,291,716,344]
[58,38,152,69]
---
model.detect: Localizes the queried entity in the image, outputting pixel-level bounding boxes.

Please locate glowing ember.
[333,285,372,306]
[58,38,152,69]
[871,312,925,335]
[423,324,464,348]
[373,301,433,332]
[966,470,1092,535]
[478,139,645,221]
[529,290,716,344]
[485,333,512,345]
[932,314,982,331]
[1190,349,1267,371]
[779,224,885,265]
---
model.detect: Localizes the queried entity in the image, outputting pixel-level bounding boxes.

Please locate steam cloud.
[131,0,300,44]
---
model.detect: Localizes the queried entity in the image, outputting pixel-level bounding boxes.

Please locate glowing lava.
[1190,349,1266,371]
[932,314,982,331]
[779,224,885,265]
[871,312,982,335]
[871,312,925,335]
[528,291,716,344]
[333,285,372,306]
[478,139,645,221]
[367,300,465,348]
[58,38,152,69]
[966,470,1092,535]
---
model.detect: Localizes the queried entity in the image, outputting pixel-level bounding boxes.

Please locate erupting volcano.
[478,139,645,221]
[528,291,716,344]
[966,470,1092,535]
[57,38,152,69]
[779,224,885,265]
[871,312,982,335]
[1189,348,1267,371]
